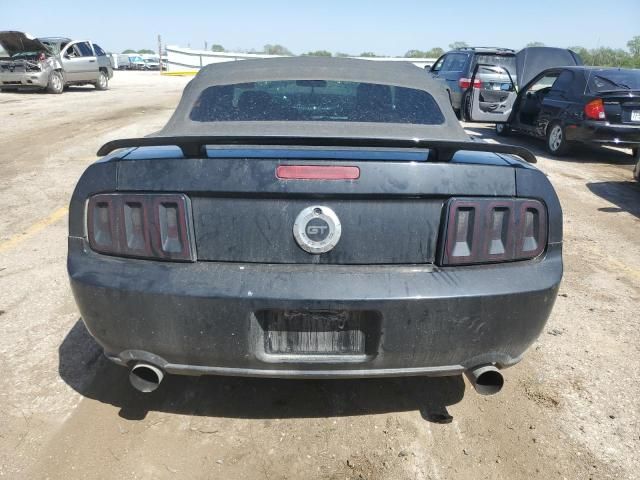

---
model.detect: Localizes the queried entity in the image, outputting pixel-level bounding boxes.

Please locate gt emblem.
[307,225,328,236]
[293,206,341,254]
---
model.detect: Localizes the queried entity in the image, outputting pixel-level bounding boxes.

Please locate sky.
[2,0,638,56]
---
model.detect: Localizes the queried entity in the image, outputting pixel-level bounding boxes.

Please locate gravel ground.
[0,71,638,479]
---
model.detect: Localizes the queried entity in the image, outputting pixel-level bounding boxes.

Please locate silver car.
[0,31,113,94]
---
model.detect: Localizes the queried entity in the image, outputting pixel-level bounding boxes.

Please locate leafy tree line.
[150,36,640,66]
[526,38,640,67]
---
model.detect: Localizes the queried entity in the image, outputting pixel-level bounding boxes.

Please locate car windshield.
[588,69,640,92]
[475,54,517,77]
[190,80,445,124]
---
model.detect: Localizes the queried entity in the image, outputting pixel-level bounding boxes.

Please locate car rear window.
[588,69,640,92]
[189,80,445,125]
[475,54,516,76]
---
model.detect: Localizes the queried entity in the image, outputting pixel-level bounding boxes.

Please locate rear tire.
[46,71,64,94]
[546,122,570,156]
[461,91,471,121]
[495,123,511,136]
[633,148,640,182]
[95,70,109,90]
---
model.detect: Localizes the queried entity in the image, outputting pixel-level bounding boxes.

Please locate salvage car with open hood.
[68,57,563,396]
[0,31,112,93]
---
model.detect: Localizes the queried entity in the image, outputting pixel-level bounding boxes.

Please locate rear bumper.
[0,70,49,88]
[68,237,562,378]
[567,121,640,148]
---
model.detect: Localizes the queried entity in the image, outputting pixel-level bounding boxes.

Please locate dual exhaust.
[128,362,504,396]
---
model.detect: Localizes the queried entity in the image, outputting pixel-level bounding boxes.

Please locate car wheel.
[46,71,64,94]
[95,70,109,91]
[546,122,570,156]
[495,123,511,136]
[633,148,640,182]
[461,91,471,121]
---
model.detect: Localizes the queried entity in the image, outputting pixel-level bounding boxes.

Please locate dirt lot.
[0,71,638,480]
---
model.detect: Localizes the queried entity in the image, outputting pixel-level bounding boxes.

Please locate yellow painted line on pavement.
[161,71,198,76]
[0,206,68,254]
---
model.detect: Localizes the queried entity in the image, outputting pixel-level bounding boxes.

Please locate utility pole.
[204,41,208,51]
[157,34,162,74]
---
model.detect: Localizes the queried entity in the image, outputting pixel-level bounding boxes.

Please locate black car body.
[496,67,640,157]
[429,47,517,119]
[67,58,563,394]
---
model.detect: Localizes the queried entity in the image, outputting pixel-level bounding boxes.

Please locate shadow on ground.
[463,125,636,165]
[0,86,100,94]
[59,320,465,423]
[587,181,640,219]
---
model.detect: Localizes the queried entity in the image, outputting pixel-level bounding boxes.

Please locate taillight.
[459,77,482,90]
[276,165,360,180]
[441,198,547,266]
[584,98,606,120]
[87,193,194,261]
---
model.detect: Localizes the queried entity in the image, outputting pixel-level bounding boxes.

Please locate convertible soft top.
[156,56,469,142]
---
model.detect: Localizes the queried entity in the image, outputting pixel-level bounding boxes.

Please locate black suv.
[429,47,516,119]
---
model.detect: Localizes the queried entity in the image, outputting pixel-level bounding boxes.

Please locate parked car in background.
[463,47,583,126]
[492,67,640,157]
[429,47,517,119]
[0,31,112,93]
[142,56,160,70]
[116,54,146,70]
[68,57,562,396]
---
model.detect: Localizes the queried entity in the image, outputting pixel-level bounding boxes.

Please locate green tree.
[590,47,632,67]
[122,49,136,54]
[263,44,293,55]
[334,52,351,57]
[627,36,640,57]
[526,42,545,47]
[137,49,155,54]
[425,47,444,57]
[359,51,378,57]
[304,50,332,56]
[448,41,468,50]
[211,44,225,52]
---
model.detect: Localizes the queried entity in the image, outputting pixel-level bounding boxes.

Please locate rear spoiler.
[97,136,537,163]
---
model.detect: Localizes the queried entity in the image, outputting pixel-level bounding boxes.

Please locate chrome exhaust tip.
[129,363,164,393]
[465,365,504,396]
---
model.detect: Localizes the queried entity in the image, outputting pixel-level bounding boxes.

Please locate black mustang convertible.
[68,57,563,395]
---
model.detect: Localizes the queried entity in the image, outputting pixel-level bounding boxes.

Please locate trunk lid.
[599,92,640,125]
[0,31,50,57]
[515,47,582,90]
[115,146,517,265]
